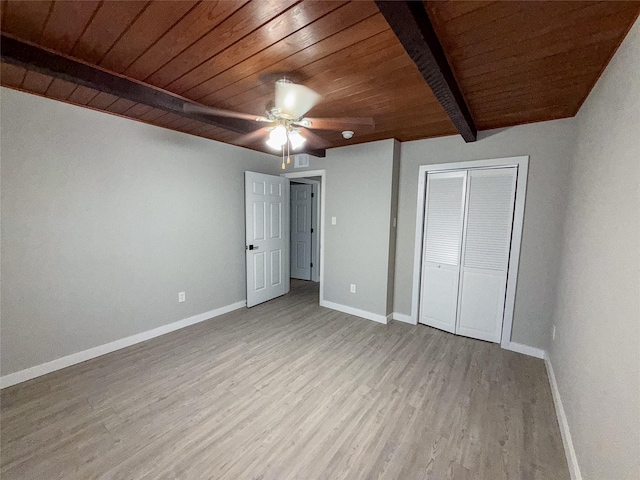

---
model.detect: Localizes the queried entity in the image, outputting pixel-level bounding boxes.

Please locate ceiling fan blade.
[300,128,330,149]
[296,117,375,132]
[234,127,271,146]
[275,80,322,119]
[183,103,270,122]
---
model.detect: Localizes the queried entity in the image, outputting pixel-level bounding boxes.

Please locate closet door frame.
[410,156,529,350]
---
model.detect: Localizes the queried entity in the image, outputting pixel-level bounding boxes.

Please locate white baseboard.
[392,312,417,325]
[504,341,546,359]
[0,300,247,389]
[320,300,388,324]
[545,354,582,480]
[504,344,582,478]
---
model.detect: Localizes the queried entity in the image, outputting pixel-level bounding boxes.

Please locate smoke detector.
[342,130,354,139]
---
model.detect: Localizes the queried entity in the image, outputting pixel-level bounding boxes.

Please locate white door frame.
[410,156,529,349]
[282,170,326,301]
[289,178,321,282]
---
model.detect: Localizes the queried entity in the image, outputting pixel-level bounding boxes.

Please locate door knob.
[246,245,259,250]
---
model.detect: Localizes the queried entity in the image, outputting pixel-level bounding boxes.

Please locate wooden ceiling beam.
[374,1,477,142]
[0,35,257,134]
[1,34,326,157]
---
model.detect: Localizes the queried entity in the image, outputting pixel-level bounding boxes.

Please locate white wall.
[0,88,279,376]
[394,119,576,350]
[292,140,398,320]
[549,19,640,480]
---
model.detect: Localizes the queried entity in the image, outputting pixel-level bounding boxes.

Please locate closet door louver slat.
[463,171,516,271]
[423,176,466,266]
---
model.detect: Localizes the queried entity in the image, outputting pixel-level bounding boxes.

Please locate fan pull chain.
[287,139,291,165]
[281,145,285,170]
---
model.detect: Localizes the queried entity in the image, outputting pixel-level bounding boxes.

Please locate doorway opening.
[283,170,325,305]
[290,179,320,283]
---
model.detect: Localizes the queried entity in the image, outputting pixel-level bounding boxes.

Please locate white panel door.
[457,167,517,343]
[245,172,289,307]
[290,184,312,280]
[419,171,467,333]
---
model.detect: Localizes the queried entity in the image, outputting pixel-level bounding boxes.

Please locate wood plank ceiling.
[1,1,638,154]
[425,1,640,130]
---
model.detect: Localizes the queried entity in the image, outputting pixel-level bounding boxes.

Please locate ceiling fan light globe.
[266,137,283,150]
[288,130,306,150]
[269,125,288,145]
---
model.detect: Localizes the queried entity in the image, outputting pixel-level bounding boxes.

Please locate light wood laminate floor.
[1,280,569,479]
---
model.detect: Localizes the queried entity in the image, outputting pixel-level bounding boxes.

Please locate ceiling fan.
[184,78,375,169]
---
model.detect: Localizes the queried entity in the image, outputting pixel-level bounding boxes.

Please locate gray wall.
[549,19,640,480]
[0,88,278,376]
[294,140,397,317]
[394,119,576,350]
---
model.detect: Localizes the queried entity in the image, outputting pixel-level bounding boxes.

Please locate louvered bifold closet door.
[456,167,517,343]
[419,171,467,333]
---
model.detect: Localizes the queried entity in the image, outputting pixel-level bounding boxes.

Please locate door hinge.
[311,192,314,198]
[311,228,314,233]
[310,262,313,268]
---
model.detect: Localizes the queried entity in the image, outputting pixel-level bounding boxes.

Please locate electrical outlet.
[552,325,556,341]
[350,284,356,294]
[331,216,337,225]
[178,291,186,303]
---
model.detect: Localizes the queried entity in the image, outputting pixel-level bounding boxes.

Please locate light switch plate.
[331,216,337,225]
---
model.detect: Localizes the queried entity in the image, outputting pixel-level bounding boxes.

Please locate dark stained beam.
[0,35,255,134]
[1,34,327,157]
[374,1,477,142]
